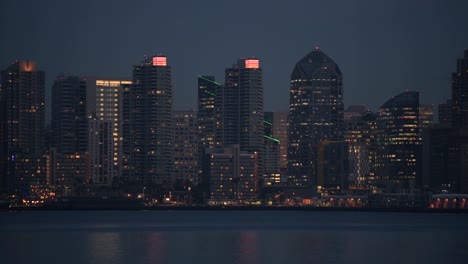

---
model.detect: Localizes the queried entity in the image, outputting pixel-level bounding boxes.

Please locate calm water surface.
[1,211,467,264]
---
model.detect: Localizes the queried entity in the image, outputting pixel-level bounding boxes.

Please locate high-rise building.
[287,47,344,186]
[205,145,258,204]
[215,58,264,154]
[123,55,173,185]
[52,75,88,155]
[51,75,88,191]
[376,91,421,189]
[173,111,199,185]
[345,111,378,187]
[452,49,468,130]
[1,61,46,194]
[419,104,434,130]
[197,76,219,150]
[263,112,280,185]
[272,112,288,171]
[438,99,452,127]
[86,79,131,185]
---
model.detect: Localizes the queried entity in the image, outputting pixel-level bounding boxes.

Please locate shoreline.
[3,206,467,213]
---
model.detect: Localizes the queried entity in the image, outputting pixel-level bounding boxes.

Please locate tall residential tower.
[123,55,173,185]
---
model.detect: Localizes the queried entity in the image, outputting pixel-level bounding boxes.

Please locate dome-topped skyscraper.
[287,48,344,186]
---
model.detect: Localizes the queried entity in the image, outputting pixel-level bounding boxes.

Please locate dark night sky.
[1,0,468,120]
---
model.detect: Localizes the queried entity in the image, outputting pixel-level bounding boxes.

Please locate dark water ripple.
[1,211,467,264]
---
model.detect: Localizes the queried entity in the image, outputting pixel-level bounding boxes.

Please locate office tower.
[197,76,219,149]
[263,112,280,185]
[287,47,344,186]
[86,79,130,185]
[345,111,378,187]
[197,75,220,187]
[173,111,199,186]
[419,104,434,130]
[51,75,88,191]
[438,99,452,127]
[0,61,46,194]
[376,91,421,189]
[123,55,173,185]
[216,58,263,154]
[452,49,468,130]
[205,145,258,204]
[272,112,288,171]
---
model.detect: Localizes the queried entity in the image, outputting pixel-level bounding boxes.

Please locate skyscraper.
[263,112,280,185]
[86,79,131,185]
[197,76,219,150]
[272,112,288,171]
[52,75,88,155]
[51,75,88,191]
[0,61,46,194]
[123,55,173,185]
[452,49,468,130]
[216,58,264,154]
[345,111,378,187]
[376,91,421,189]
[173,111,199,186]
[287,47,344,186]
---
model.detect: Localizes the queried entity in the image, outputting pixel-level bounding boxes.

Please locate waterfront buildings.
[263,112,281,185]
[0,61,46,194]
[87,78,130,185]
[345,111,378,187]
[215,58,264,154]
[173,111,199,185]
[51,75,88,190]
[197,76,219,150]
[287,47,344,186]
[205,145,258,204]
[376,91,421,189]
[122,55,173,185]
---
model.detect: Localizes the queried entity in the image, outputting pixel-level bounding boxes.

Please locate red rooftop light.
[152,56,167,66]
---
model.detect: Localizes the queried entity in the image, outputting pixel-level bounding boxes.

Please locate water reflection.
[145,232,165,263]
[238,232,257,264]
[88,232,122,263]
[1,211,468,264]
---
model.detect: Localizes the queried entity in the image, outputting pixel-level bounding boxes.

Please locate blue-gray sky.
[1,0,468,118]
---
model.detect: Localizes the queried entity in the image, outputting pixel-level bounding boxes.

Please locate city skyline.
[2,0,468,117]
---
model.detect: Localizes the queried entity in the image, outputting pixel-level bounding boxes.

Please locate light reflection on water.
[0,211,467,264]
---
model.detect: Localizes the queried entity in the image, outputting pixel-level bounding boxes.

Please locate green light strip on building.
[264,135,280,143]
[205,91,216,97]
[263,120,273,126]
[198,76,221,86]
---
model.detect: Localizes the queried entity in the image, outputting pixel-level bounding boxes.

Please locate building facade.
[205,145,258,204]
[87,79,130,185]
[173,111,199,186]
[216,58,264,154]
[123,55,173,185]
[287,47,344,186]
[376,91,421,189]
[1,61,46,194]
